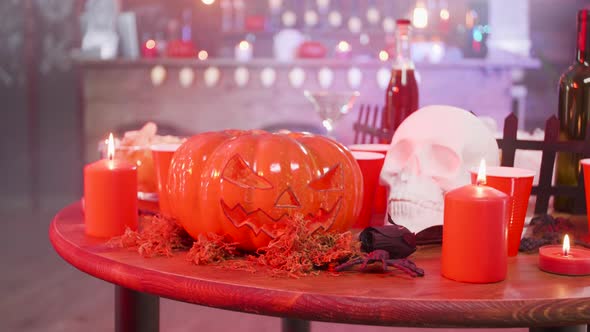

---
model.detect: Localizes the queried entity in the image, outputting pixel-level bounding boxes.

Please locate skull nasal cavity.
[275,188,301,208]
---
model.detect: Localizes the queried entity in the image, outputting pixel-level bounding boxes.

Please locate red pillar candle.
[84,133,138,238]
[539,235,590,276]
[442,160,509,283]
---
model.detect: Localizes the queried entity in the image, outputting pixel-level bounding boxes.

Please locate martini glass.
[304,90,360,138]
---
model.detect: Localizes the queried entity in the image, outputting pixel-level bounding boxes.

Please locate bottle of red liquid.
[383,19,419,133]
[554,9,590,213]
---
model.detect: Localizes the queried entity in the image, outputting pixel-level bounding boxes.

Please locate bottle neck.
[394,28,414,70]
[576,10,589,65]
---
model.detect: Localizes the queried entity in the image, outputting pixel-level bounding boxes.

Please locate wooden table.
[49,202,590,332]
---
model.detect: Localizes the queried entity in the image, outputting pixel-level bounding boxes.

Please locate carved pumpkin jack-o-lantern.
[167,130,364,251]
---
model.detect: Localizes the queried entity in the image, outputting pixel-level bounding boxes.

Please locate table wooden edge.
[49,202,590,328]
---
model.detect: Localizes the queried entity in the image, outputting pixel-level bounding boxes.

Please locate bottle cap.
[396,19,412,26]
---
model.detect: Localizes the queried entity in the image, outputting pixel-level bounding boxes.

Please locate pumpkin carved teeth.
[304,196,343,233]
[220,197,343,239]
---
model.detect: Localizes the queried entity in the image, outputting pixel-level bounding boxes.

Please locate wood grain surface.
[49,202,590,328]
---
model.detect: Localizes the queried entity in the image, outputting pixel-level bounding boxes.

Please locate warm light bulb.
[563,234,570,256]
[378,50,389,61]
[413,4,428,29]
[201,0,215,5]
[198,50,208,60]
[107,133,115,161]
[238,40,250,50]
[337,40,351,52]
[440,9,450,21]
[476,159,486,185]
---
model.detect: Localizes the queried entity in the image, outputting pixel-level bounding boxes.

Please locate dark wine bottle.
[554,9,590,213]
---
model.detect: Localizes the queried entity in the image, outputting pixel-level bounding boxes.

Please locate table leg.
[281,318,310,332]
[115,286,160,332]
[530,326,588,332]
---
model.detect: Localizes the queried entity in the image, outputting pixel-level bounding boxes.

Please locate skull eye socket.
[309,164,343,191]
[385,139,413,172]
[425,144,461,178]
[222,154,273,189]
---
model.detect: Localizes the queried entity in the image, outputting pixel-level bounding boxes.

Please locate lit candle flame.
[563,234,570,256]
[107,133,115,161]
[476,159,486,185]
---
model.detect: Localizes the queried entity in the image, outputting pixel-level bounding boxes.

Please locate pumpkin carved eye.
[309,164,343,191]
[222,155,273,189]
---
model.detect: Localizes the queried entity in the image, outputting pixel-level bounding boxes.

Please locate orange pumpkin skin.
[167,130,363,251]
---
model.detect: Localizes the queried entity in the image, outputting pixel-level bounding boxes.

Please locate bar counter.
[77,56,540,162]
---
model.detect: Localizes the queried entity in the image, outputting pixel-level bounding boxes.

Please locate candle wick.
[564,248,569,257]
[476,179,486,186]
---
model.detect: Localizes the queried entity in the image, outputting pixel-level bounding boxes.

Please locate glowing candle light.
[442,159,509,283]
[142,39,158,58]
[235,40,253,62]
[476,158,486,185]
[84,133,138,238]
[539,234,590,276]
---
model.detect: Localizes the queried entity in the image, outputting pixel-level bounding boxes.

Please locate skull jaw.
[387,200,443,233]
[384,174,444,233]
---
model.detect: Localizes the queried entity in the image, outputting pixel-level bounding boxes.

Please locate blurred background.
[0,0,588,331]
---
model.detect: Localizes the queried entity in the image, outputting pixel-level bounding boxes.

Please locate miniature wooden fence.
[352,109,590,216]
[498,113,590,215]
[352,104,390,144]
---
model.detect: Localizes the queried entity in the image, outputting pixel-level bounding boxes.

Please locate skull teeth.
[387,200,443,233]
[389,199,443,212]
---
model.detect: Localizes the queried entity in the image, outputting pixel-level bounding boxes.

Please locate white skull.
[380,105,500,233]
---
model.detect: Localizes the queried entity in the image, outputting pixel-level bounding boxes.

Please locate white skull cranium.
[380,105,500,233]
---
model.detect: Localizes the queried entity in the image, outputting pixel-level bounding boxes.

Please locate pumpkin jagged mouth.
[220,197,343,239]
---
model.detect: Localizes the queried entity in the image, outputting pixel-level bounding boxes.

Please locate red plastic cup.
[351,151,385,229]
[581,159,590,235]
[348,144,389,218]
[470,166,535,257]
[151,143,182,217]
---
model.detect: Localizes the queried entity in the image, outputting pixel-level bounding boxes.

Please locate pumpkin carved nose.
[275,187,301,208]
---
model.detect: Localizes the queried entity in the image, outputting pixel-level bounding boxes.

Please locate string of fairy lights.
[148,64,394,90]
